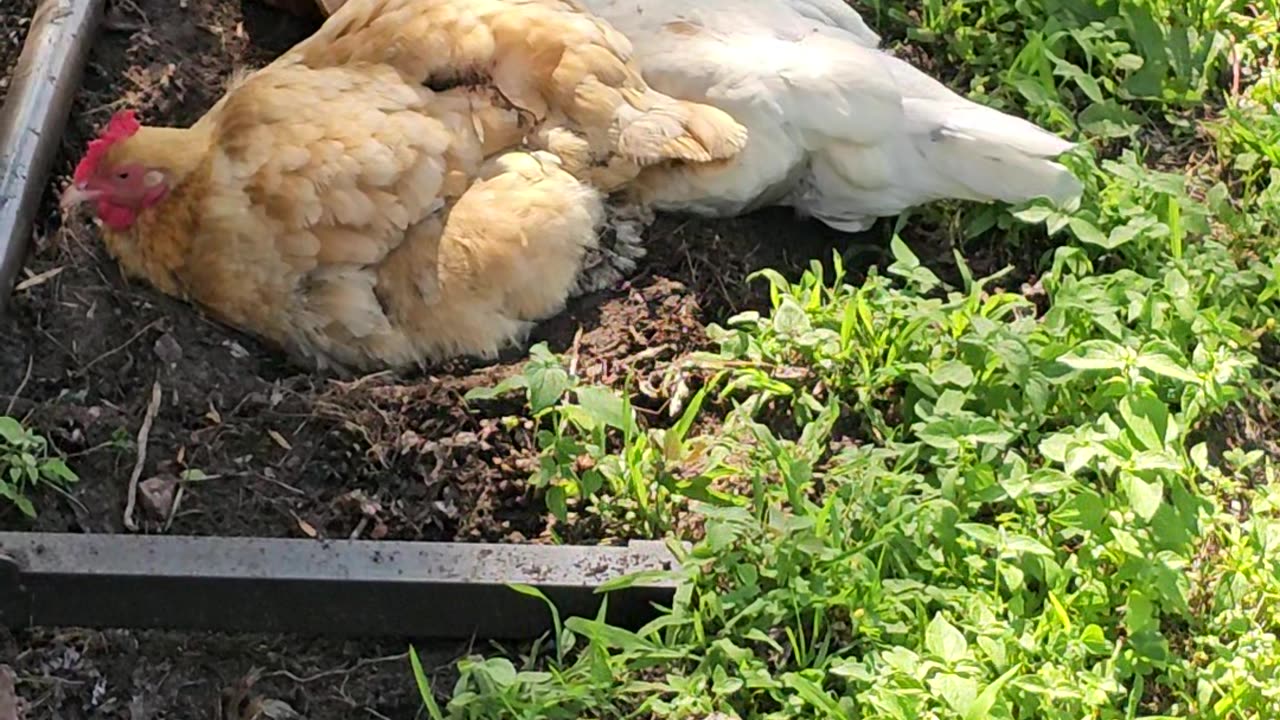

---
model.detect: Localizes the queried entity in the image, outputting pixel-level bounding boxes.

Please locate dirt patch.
[0,0,863,539]
[0,0,35,106]
[2,626,451,719]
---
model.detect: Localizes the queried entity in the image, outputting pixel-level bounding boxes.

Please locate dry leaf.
[253,698,300,719]
[139,475,179,520]
[335,489,382,517]
[296,518,318,538]
[223,340,251,359]
[220,670,302,720]
[0,665,22,720]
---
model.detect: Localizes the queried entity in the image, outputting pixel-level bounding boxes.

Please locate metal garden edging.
[0,0,106,313]
[0,533,679,638]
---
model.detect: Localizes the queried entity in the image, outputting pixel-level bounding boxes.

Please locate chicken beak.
[59,182,101,212]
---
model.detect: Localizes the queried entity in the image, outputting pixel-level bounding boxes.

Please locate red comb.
[73,110,141,183]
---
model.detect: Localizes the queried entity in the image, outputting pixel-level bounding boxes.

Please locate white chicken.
[579,0,1084,232]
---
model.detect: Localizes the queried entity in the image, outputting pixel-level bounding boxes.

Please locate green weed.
[424,0,1280,717]
[0,416,78,517]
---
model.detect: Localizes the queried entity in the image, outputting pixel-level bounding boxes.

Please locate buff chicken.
[59,0,747,371]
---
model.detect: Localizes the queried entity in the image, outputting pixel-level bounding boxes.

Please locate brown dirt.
[0,0,1046,716]
[0,0,35,106]
[2,625,454,719]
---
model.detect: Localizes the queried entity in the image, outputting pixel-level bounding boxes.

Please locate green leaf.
[1135,351,1200,384]
[509,581,574,664]
[39,458,78,485]
[1121,473,1165,522]
[926,614,968,664]
[1059,339,1129,371]
[931,361,976,388]
[888,236,942,293]
[782,672,847,717]
[0,417,29,446]
[1080,625,1111,655]
[965,664,1022,720]
[1119,392,1176,451]
[932,673,979,717]
[11,493,34,518]
[1078,101,1143,138]
[773,297,811,336]
[1125,589,1157,635]
[546,485,569,521]
[1004,535,1056,558]
[1052,490,1106,533]
[462,374,527,403]
[475,657,518,687]
[407,646,445,720]
[957,523,1001,547]
[564,617,680,657]
[527,364,570,414]
[1068,217,1116,248]
[574,386,632,432]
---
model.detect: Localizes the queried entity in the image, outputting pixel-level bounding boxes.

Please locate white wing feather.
[579,0,1082,230]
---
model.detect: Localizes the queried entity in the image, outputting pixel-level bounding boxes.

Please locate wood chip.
[267,429,292,451]
[296,518,318,538]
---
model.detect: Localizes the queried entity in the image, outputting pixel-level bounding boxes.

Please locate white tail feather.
[909,98,1083,205]
[799,54,1082,228]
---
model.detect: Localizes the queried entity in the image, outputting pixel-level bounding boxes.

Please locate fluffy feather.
[578,0,1082,231]
[283,0,747,187]
[62,0,748,371]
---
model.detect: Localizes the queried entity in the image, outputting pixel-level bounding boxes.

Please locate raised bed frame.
[0,533,678,638]
[0,0,676,640]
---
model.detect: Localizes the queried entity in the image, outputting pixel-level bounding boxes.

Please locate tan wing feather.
[284,0,747,172]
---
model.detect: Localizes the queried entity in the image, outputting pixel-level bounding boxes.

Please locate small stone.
[138,475,179,519]
[153,333,183,366]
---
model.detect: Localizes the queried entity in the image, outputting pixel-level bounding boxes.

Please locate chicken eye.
[116,171,131,180]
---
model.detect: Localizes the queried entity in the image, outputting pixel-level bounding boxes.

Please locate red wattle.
[97,200,138,231]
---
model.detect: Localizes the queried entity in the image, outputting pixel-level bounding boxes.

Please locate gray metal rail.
[0,0,106,312]
[0,533,679,638]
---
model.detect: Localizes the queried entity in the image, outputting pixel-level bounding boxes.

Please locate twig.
[162,483,185,532]
[47,482,91,520]
[567,326,584,377]
[123,381,163,532]
[13,265,64,292]
[76,319,162,376]
[260,653,408,684]
[4,356,33,417]
[359,706,393,720]
[1230,43,1242,97]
